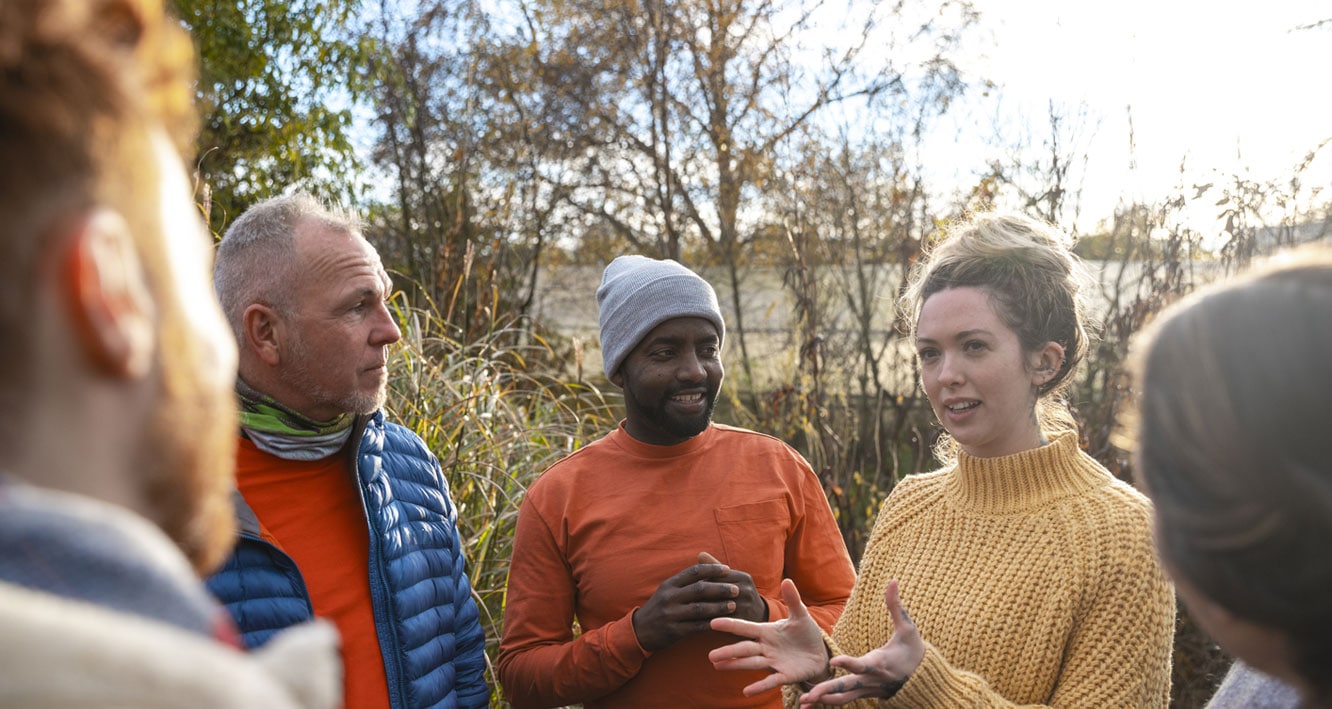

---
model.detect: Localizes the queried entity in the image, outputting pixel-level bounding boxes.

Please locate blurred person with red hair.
[0,1,337,705]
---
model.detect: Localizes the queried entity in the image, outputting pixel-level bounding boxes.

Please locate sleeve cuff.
[615,607,654,661]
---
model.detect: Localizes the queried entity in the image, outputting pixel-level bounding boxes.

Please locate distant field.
[527,259,1227,394]
[530,264,914,392]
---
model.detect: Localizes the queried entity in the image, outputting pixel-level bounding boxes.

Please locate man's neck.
[236,380,356,461]
[14,386,148,523]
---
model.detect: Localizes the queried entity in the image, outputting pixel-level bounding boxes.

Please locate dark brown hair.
[1130,246,1332,703]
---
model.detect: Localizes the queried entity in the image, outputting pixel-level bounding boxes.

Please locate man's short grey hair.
[214,192,362,339]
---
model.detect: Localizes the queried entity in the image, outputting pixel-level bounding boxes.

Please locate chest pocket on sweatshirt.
[714,498,789,587]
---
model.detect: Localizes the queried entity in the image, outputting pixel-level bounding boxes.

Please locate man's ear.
[62,209,155,379]
[242,303,284,367]
[609,368,624,387]
[1030,341,1066,387]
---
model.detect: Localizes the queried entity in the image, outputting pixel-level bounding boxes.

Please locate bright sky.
[352,1,1329,237]
[929,0,1332,232]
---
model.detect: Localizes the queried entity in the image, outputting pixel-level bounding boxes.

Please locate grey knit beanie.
[596,255,725,378]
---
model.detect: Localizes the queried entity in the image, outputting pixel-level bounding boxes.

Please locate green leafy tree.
[170,0,372,234]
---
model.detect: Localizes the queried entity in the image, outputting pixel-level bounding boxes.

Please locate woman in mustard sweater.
[710,212,1176,707]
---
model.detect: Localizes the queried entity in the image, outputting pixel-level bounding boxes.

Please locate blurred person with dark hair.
[1127,246,1332,708]
[207,191,489,709]
[0,1,337,705]
[710,213,1176,707]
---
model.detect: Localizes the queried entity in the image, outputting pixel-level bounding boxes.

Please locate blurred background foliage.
[177,0,1330,705]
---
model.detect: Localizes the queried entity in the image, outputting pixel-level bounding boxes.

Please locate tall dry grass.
[384,297,617,702]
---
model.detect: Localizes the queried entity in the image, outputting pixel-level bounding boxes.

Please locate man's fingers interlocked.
[634,558,744,651]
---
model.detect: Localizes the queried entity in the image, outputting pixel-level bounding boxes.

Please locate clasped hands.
[708,577,924,706]
[631,552,768,652]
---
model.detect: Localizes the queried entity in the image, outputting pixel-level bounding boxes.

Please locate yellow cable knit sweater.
[816,432,1175,708]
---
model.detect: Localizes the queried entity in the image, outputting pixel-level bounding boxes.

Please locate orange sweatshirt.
[236,437,390,709]
[498,422,855,709]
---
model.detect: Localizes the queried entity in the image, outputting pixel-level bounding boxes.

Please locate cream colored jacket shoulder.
[0,581,341,709]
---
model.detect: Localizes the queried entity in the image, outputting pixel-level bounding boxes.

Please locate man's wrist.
[629,607,651,652]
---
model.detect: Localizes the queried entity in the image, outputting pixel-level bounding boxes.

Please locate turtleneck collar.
[607,420,718,460]
[944,432,1112,516]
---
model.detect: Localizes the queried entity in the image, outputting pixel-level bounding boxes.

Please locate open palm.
[709,578,829,697]
[797,579,923,706]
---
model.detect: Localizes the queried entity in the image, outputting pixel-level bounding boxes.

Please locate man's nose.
[676,351,707,380]
[372,301,401,346]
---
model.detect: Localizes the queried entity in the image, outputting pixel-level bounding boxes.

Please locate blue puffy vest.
[206,412,489,709]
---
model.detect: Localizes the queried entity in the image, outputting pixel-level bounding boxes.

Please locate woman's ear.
[1030,342,1066,386]
[62,209,156,379]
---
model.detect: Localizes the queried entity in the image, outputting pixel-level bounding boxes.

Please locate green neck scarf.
[236,379,354,461]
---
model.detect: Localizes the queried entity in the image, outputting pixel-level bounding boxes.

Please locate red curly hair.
[0,0,197,391]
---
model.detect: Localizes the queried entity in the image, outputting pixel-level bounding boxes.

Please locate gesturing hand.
[797,579,923,706]
[708,578,829,697]
[632,555,741,652]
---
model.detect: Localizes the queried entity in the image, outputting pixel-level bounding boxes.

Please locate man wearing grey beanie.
[499,256,855,709]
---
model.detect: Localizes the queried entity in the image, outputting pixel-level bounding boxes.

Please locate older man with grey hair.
[205,192,489,709]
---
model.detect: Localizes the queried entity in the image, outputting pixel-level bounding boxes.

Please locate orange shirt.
[236,437,390,709]
[498,423,856,708]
